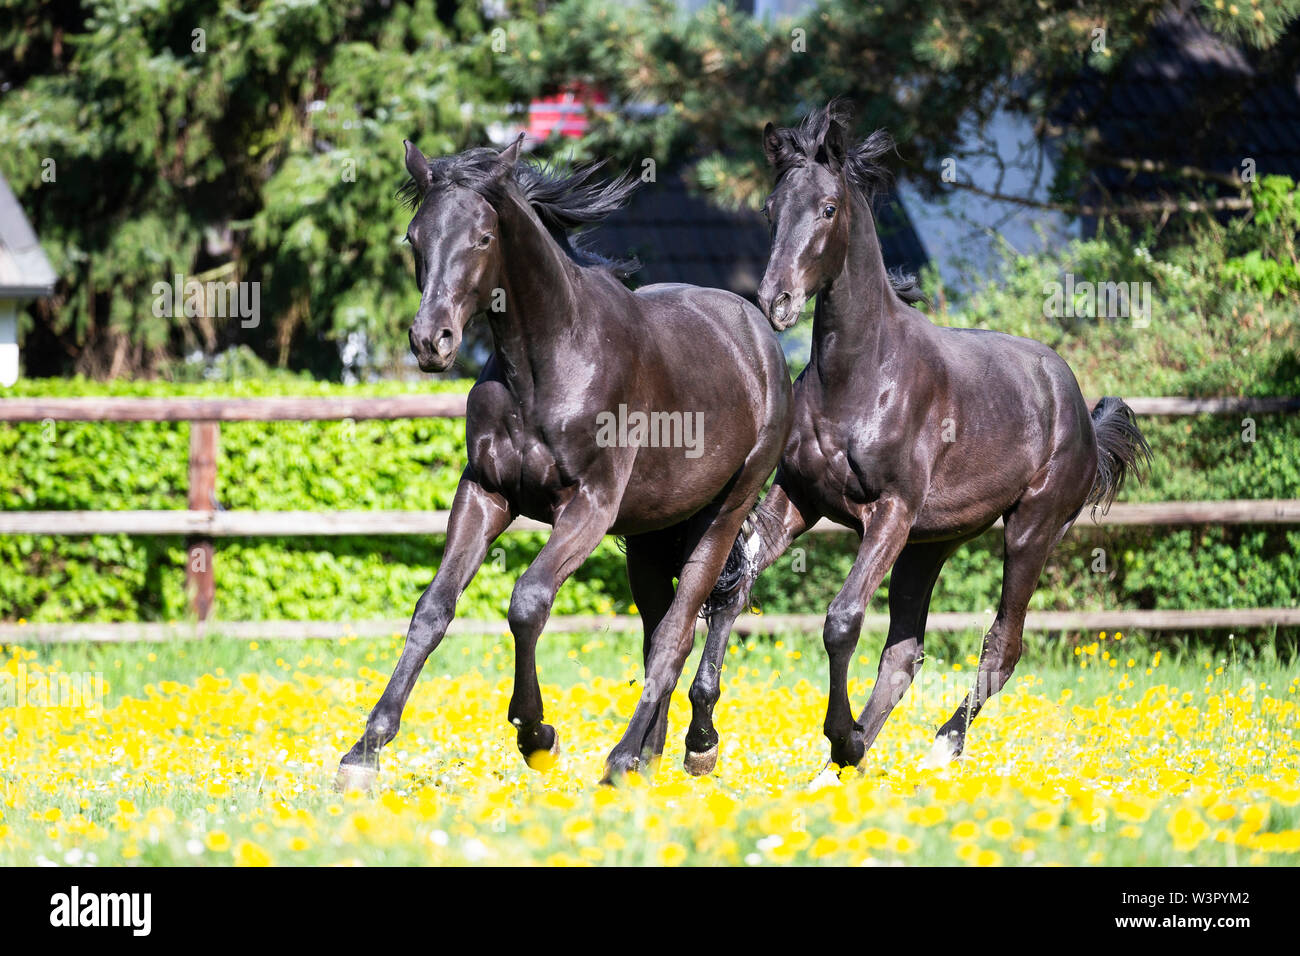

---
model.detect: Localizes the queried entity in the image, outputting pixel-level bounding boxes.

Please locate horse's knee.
[878,646,920,705]
[508,576,553,637]
[823,602,863,656]
[404,587,453,654]
[978,636,1022,698]
[992,631,1023,672]
[881,639,921,677]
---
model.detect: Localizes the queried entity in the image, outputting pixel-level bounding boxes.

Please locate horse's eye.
[477,233,494,248]
[822,204,836,219]
[762,204,771,222]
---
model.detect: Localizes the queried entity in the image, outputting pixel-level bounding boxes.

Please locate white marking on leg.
[920,734,959,769]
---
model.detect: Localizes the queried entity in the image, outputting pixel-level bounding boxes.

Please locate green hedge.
[2,370,1298,633]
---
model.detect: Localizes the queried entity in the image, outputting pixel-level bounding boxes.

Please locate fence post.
[187,422,219,620]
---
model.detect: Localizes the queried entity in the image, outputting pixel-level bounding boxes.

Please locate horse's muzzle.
[410,325,460,373]
[762,290,804,332]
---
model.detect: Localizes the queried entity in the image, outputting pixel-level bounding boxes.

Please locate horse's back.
[937,325,1088,418]
[631,282,789,398]
[633,283,771,340]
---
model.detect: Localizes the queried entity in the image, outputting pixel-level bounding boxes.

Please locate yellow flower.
[950,820,979,841]
[906,805,946,827]
[1167,807,1210,852]
[658,842,687,866]
[863,828,889,849]
[562,817,594,840]
[234,839,272,867]
[986,818,1014,840]
[809,835,840,859]
[205,830,231,852]
[1026,810,1056,831]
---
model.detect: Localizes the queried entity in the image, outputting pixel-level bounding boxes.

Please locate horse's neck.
[809,190,898,379]
[486,193,584,401]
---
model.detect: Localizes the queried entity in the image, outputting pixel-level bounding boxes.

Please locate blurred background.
[0,0,1297,636]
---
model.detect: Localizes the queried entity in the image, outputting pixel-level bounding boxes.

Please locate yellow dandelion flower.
[234,839,272,867]
[658,842,687,866]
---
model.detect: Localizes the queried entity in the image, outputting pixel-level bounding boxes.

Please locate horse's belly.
[609,447,742,534]
[909,482,1017,541]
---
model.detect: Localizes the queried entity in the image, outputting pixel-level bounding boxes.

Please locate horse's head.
[756,101,856,331]
[400,137,522,372]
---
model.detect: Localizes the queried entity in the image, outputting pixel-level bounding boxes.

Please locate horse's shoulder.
[465,359,516,417]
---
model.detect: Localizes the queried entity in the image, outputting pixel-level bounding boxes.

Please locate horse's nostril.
[435,328,455,353]
[772,293,792,323]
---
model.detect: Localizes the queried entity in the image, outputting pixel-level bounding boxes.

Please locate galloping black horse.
[682,101,1151,774]
[337,136,791,788]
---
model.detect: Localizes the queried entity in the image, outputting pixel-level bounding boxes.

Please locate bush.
[2,367,1297,635]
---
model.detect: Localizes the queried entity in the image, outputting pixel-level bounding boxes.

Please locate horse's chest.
[466,414,564,506]
[785,418,873,509]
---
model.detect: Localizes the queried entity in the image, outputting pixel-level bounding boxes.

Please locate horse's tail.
[1085,396,1153,518]
[701,502,782,619]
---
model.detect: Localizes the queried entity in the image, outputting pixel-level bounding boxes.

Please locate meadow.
[1,626,1297,866]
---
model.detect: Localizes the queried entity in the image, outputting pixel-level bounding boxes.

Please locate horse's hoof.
[829,734,865,770]
[807,764,841,792]
[600,752,641,786]
[525,732,561,772]
[683,745,718,777]
[921,734,961,769]
[334,763,378,794]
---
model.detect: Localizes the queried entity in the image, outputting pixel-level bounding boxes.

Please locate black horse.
[682,101,1151,774]
[337,136,792,788]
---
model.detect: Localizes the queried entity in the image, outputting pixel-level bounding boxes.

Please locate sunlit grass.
[1,629,1296,865]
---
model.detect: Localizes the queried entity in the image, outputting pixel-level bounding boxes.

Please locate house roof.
[585,173,928,299]
[0,173,57,298]
[1061,7,1300,200]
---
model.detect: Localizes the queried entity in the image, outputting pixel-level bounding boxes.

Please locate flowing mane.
[398,146,640,276]
[766,99,926,305]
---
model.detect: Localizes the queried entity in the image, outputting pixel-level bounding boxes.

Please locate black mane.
[768,99,926,306]
[399,147,640,277]
[768,99,894,202]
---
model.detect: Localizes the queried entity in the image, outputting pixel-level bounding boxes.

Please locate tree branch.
[943,180,1253,218]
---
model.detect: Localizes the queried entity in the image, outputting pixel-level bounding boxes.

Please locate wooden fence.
[2,394,1297,643]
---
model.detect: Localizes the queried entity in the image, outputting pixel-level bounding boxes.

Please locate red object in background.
[527,83,609,141]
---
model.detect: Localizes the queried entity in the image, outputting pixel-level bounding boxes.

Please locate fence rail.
[3,394,1299,423]
[0,394,469,422]
[4,606,1298,645]
[2,499,1298,536]
[2,393,1297,634]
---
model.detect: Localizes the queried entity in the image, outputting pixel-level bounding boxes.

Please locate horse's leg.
[507,496,614,766]
[822,496,913,768]
[933,477,1071,761]
[602,503,754,782]
[683,482,817,775]
[625,532,681,765]
[852,538,959,758]
[337,476,512,789]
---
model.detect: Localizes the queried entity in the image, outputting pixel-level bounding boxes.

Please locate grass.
[1,626,1297,866]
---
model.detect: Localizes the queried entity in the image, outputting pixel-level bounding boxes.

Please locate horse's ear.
[493,132,525,180]
[762,122,783,167]
[817,116,847,171]
[404,140,431,192]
